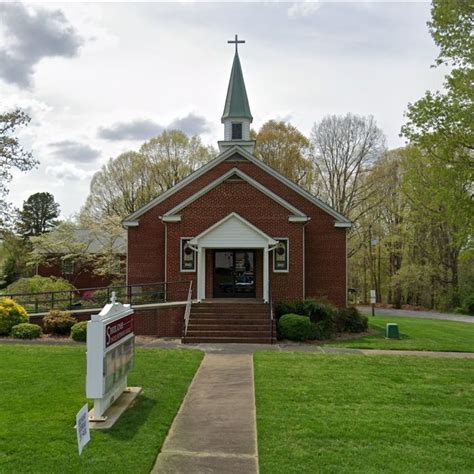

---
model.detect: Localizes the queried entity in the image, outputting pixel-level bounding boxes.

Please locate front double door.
[213,250,256,298]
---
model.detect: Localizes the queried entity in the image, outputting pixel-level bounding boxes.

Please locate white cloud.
[45,162,95,182]
[287,1,321,19]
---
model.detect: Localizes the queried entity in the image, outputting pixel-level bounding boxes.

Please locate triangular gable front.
[122,145,351,227]
[189,212,277,248]
[162,167,307,222]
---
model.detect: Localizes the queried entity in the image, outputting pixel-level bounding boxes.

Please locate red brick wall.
[133,306,184,336]
[127,155,347,307]
[30,306,184,337]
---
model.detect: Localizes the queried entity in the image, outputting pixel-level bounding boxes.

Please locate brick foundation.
[30,306,185,338]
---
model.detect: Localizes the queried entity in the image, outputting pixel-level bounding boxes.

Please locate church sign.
[86,293,136,421]
[105,314,133,348]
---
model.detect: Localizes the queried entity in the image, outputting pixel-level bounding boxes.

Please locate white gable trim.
[122,145,351,227]
[189,212,277,247]
[163,168,307,220]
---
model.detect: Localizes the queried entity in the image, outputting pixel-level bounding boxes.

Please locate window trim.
[231,122,243,140]
[61,259,75,275]
[273,238,289,273]
[180,237,196,273]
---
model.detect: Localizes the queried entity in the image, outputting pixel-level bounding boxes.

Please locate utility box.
[386,323,400,339]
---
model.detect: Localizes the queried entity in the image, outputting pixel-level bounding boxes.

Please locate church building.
[123,37,351,342]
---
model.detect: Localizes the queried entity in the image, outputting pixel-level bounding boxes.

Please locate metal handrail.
[269,286,274,343]
[2,281,189,297]
[183,281,193,336]
[2,280,191,314]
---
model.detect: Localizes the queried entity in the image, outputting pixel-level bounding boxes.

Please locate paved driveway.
[358,306,474,324]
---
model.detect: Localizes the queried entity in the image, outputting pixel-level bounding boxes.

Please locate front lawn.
[327,315,474,352]
[0,345,203,473]
[254,352,474,473]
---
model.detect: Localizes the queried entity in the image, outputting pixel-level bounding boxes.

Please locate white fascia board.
[233,147,352,224]
[121,144,351,225]
[334,222,352,228]
[161,215,181,223]
[163,167,307,218]
[189,212,278,246]
[122,147,240,223]
[289,216,311,223]
[122,221,139,228]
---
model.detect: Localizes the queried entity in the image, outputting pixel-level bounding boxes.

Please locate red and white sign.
[105,314,133,348]
[86,296,135,419]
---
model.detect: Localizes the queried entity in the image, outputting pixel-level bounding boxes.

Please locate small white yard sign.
[76,404,90,455]
[370,289,376,304]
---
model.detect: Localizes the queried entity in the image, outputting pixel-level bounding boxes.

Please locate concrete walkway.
[358,306,474,324]
[152,353,258,474]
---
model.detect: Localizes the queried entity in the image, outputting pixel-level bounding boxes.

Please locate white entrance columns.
[263,249,269,303]
[197,246,206,302]
[190,213,277,303]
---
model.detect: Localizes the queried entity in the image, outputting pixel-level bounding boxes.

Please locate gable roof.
[162,167,307,222]
[122,145,352,228]
[189,212,277,247]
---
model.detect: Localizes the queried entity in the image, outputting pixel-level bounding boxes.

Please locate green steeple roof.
[221,51,253,122]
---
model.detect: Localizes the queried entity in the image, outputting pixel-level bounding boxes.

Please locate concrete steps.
[183,301,274,344]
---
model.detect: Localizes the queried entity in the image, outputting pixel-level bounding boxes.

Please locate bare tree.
[310,114,386,221]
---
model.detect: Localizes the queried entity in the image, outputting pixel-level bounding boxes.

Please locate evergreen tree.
[16,192,60,237]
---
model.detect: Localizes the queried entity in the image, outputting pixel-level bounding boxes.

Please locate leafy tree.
[140,130,214,193]
[397,1,473,308]
[0,232,33,286]
[310,114,386,221]
[16,192,60,237]
[401,0,473,167]
[251,120,315,190]
[401,146,472,306]
[83,151,155,221]
[0,109,38,229]
[82,130,214,222]
[30,219,126,281]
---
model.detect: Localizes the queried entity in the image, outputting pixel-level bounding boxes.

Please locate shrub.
[5,275,76,294]
[303,299,337,338]
[335,306,368,333]
[461,292,474,315]
[0,298,29,335]
[278,314,315,341]
[303,299,337,322]
[43,310,76,335]
[4,276,77,311]
[275,300,306,320]
[71,321,88,342]
[11,323,42,339]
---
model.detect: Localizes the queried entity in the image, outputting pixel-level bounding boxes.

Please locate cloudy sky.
[1,1,446,217]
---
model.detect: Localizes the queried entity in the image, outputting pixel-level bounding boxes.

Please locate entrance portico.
[188,213,277,302]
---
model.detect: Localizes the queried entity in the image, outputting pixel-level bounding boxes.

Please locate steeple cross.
[228,34,245,54]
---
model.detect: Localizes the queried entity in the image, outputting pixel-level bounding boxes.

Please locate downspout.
[164,222,168,283]
[345,227,348,307]
[302,220,310,299]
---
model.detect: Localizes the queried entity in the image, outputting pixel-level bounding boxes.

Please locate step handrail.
[269,286,274,343]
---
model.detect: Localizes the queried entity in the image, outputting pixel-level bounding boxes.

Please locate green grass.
[327,315,474,352]
[0,345,203,473]
[254,351,474,473]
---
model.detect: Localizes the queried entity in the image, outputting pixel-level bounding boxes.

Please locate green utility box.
[386,323,400,339]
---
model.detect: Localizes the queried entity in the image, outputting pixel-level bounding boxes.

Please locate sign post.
[370,289,376,316]
[86,293,141,427]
